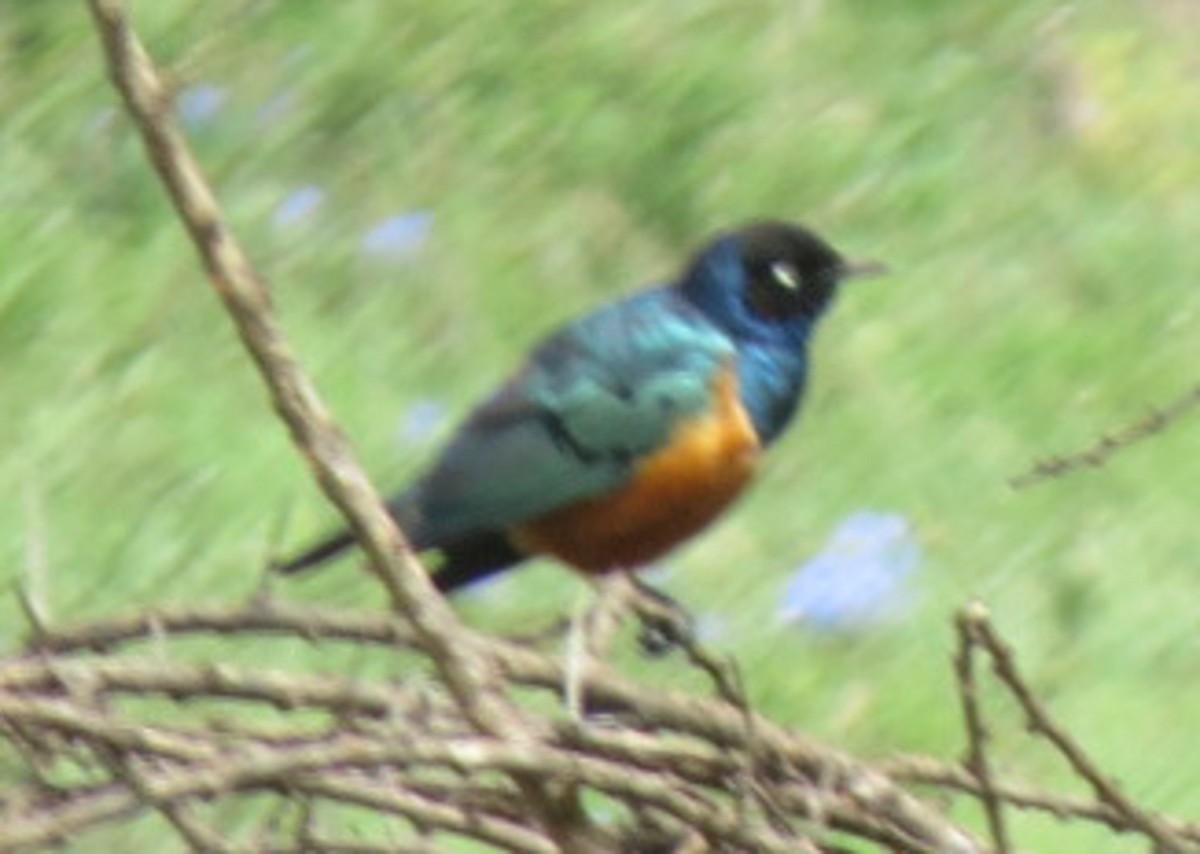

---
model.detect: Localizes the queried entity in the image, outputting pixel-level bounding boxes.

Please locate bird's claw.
[631,587,697,657]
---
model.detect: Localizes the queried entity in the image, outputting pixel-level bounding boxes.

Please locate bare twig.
[1011,382,1200,488]
[93,746,234,853]
[24,601,980,848]
[84,0,492,714]
[10,594,1196,850]
[6,601,987,851]
[954,603,1011,852]
[957,603,1192,852]
[883,756,1200,844]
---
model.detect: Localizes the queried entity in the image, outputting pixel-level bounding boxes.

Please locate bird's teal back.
[398,288,737,550]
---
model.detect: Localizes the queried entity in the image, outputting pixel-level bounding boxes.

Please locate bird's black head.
[734,221,849,321]
[679,220,880,345]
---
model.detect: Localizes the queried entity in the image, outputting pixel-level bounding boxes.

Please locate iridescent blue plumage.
[278,221,876,591]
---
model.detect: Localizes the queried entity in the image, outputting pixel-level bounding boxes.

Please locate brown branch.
[958,603,1192,852]
[23,598,1200,850]
[24,600,417,656]
[18,595,1196,849]
[1011,382,1200,488]
[84,1,593,844]
[288,775,558,852]
[85,0,492,719]
[0,694,214,763]
[4,650,972,850]
[954,604,1011,852]
[19,599,985,851]
[884,756,1200,843]
[92,746,234,853]
[1,657,396,719]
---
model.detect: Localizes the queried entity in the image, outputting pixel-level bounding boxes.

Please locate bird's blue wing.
[397,288,736,548]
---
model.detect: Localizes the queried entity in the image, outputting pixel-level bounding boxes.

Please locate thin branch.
[287,775,559,853]
[20,599,986,851]
[954,603,1011,852]
[883,756,1200,843]
[84,0,489,712]
[93,747,234,853]
[1011,382,1200,488]
[958,603,1191,852]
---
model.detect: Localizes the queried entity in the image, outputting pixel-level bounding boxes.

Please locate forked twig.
[955,602,1191,852]
[954,603,1011,853]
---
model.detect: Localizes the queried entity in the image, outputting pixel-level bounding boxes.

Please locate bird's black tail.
[274,493,527,589]
[433,532,525,593]
[273,529,358,575]
[275,494,424,576]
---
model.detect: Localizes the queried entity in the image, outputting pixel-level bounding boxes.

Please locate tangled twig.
[953,603,1191,852]
[5,600,979,850]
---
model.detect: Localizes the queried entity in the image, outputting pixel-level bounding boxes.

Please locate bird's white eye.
[770,261,800,290]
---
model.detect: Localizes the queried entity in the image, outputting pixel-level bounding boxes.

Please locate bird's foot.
[625,576,747,709]
[625,577,697,657]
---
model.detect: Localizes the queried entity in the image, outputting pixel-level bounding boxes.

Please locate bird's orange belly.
[513,368,760,574]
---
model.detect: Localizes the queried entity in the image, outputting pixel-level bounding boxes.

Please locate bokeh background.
[2,1,1198,850]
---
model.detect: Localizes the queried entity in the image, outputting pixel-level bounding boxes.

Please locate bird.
[276,220,883,594]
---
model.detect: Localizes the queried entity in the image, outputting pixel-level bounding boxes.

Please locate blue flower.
[273,185,325,230]
[361,212,433,262]
[396,399,448,446]
[176,84,227,129]
[780,511,920,634]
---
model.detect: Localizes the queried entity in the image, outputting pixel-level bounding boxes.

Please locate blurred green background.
[2,1,1198,850]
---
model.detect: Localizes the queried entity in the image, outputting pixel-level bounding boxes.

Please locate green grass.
[3,1,1200,849]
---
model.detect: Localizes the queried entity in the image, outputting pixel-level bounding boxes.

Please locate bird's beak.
[840,259,889,280]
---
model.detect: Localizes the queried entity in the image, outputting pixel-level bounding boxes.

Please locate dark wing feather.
[399,288,735,549]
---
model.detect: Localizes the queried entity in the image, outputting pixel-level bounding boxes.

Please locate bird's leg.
[563,574,635,719]
[626,574,697,656]
[627,576,748,710]
[563,588,591,720]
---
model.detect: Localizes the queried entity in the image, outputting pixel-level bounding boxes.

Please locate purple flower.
[361,212,433,262]
[176,84,226,129]
[780,512,920,634]
[273,185,325,230]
